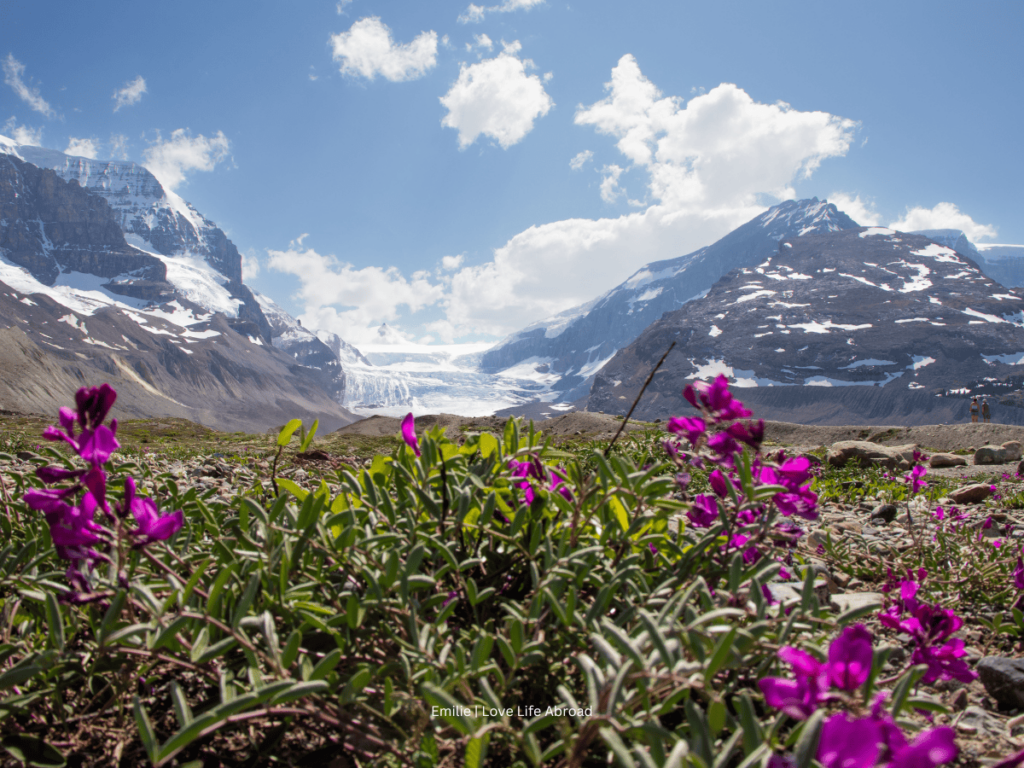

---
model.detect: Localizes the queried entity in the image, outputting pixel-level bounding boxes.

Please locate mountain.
[0,135,272,342]
[589,227,1024,425]
[479,198,859,401]
[0,137,357,432]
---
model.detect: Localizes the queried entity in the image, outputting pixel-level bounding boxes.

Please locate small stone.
[950,484,993,505]
[951,689,970,711]
[829,592,883,613]
[956,705,1002,737]
[767,580,830,607]
[977,656,1024,709]
[15,451,34,460]
[870,504,899,524]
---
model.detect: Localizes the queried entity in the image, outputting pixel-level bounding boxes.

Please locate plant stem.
[604,341,676,458]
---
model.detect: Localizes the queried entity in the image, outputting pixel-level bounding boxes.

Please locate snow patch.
[860,227,895,237]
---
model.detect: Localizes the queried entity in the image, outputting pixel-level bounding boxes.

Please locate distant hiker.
[983,398,991,423]
[970,397,979,423]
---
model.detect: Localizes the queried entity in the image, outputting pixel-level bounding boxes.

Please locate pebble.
[977,657,1024,710]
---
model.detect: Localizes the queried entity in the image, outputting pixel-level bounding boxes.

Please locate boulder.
[827,441,904,469]
[869,503,899,524]
[975,441,1024,465]
[977,656,1024,709]
[949,484,993,505]
[930,453,967,468]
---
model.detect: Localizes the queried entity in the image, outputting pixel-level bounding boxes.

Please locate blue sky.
[2,0,1022,347]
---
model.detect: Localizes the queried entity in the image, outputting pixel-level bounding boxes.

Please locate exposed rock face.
[0,155,171,295]
[590,227,1024,423]
[480,198,858,399]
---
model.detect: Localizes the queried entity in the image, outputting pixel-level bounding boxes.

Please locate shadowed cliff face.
[0,155,169,291]
[590,228,1024,423]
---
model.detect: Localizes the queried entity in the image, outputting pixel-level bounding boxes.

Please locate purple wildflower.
[828,624,873,691]
[401,413,420,457]
[816,713,881,768]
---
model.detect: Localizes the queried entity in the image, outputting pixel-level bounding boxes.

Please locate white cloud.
[442,55,857,337]
[889,202,997,242]
[569,149,593,171]
[241,249,261,280]
[330,17,438,82]
[599,164,624,203]
[440,41,553,149]
[441,253,465,270]
[466,33,493,52]
[112,75,146,112]
[2,117,42,146]
[2,54,54,118]
[65,137,98,159]
[267,237,445,346]
[142,128,230,191]
[458,0,544,23]
[109,134,129,160]
[828,192,880,226]
[336,0,354,13]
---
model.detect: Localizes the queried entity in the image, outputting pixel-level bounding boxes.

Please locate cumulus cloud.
[599,164,624,203]
[440,41,553,149]
[142,128,230,191]
[268,237,445,346]
[458,0,544,23]
[330,17,438,82]
[112,75,146,112]
[109,134,129,160]
[241,249,261,280]
[569,149,592,170]
[466,33,493,52]
[2,117,42,145]
[442,54,857,336]
[65,137,98,159]
[2,54,54,118]
[889,202,997,241]
[828,192,880,226]
[441,253,465,270]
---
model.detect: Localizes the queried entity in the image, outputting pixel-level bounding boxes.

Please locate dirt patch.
[336,411,654,442]
[763,420,1024,453]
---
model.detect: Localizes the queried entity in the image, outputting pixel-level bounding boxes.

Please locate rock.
[949,484,993,504]
[975,442,1024,465]
[15,451,34,461]
[951,688,969,711]
[930,453,968,468]
[829,592,883,613]
[1018,459,1024,476]
[977,656,1024,709]
[767,580,830,608]
[956,705,1003,737]
[827,441,904,469]
[870,504,899,524]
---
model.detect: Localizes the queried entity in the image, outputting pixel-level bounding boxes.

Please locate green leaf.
[478,433,499,459]
[0,665,42,691]
[607,496,629,533]
[310,649,342,681]
[44,594,64,652]
[281,630,302,669]
[276,478,308,501]
[277,419,303,447]
[170,681,193,729]
[599,727,635,768]
[0,735,65,768]
[422,683,473,736]
[299,419,319,453]
[891,664,928,717]
[465,734,490,768]
[794,709,825,768]
[133,695,160,764]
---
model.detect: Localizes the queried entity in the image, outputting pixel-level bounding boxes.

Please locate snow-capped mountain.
[589,227,1024,424]
[479,198,858,400]
[0,138,356,431]
[0,135,271,341]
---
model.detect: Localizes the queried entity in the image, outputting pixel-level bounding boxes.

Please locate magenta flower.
[687,494,719,528]
[888,726,958,767]
[709,468,730,498]
[122,477,184,548]
[683,374,753,422]
[400,412,420,457]
[1014,557,1024,590]
[816,713,881,768]
[828,624,873,691]
[904,464,928,495]
[666,416,705,446]
[758,646,830,720]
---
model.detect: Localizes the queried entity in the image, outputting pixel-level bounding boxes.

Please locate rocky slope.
[590,227,1024,424]
[480,198,858,399]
